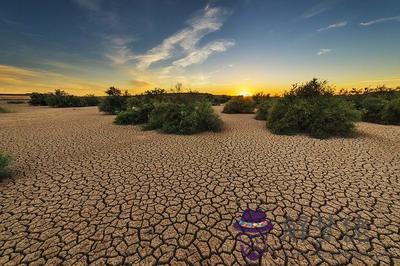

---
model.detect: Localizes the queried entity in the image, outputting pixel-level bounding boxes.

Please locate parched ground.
[0,105,399,265]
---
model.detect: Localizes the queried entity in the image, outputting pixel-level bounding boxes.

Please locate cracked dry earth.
[0,105,400,266]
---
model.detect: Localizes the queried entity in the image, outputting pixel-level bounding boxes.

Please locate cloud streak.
[73,0,119,26]
[172,40,234,68]
[360,16,400,26]
[317,48,332,55]
[104,5,234,70]
[317,21,347,32]
[133,5,232,70]
[302,0,338,18]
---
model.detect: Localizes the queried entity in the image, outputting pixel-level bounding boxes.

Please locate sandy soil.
[0,104,399,265]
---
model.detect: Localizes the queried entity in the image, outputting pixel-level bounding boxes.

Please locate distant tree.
[99,87,126,114]
[106,87,122,96]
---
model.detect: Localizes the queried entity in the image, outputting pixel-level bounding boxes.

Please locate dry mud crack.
[0,105,399,265]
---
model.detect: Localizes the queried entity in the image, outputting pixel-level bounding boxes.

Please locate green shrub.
[255,100,274,120]
[252,92,271,106]
[146,101,222,134]
[29,93,49,106]
[81,94,100,106]
[267,79,361,139]
[361,96,388,123]
[222,97,255,114]
[307,98,361,138]
[267,98,313,135]
[98,87,126,114]
[45,90,84,107]
[0,153,11,177]
[381,97,400,125]
[29,90,99,107]
[114,104,154,125]
[0,107,10,113]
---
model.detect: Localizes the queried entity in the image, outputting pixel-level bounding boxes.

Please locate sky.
[0,0,400,96]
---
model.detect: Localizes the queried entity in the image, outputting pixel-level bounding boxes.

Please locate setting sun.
[238,88,251,97]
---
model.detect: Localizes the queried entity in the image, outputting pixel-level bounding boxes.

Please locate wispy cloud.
[302,0,339,19]
[172,40,234,68]
[105,4,234,72]
[317,48,332,55]
[0,17,22,26]
[73,0,118,26]
[317,21,347,32]
[105,36,136,64]
[131,5,232,70]
[360,16,400,26]
[130,79,152,87]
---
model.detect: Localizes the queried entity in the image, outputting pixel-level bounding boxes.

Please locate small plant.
[360,96,388,123]
[0,106,10,113]
[222,97,255,114]
[114,103,154,125]
[146,101,222,134]
[0,153,12,178]
[80,94,100,106]
[29,90,99,107]
[29,92,49,106]
[381,97,400,125]
[254,100,274,120]
[98,87,127,114]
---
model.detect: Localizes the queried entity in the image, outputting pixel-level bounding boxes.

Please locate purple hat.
[234,208,273,233]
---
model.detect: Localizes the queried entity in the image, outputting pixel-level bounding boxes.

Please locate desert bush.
[99,87,127,114]
[0,153,11,177]
[360,96,388,123]
[146,101,222,134]
[29,90,99,107]
[29,93,49,106]
[0,107,10,113]
[307,98,361,138]
[381,97,400,125]
[252,92,271,106]
[45,89,83,107]
[7,100,25,104]
[255,100,274,120]
[80,94,100,106]
[267,79,361,138]
[222,97,255,114]
[114,103,154,125]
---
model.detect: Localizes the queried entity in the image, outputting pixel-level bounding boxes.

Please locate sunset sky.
[0,0,400,95]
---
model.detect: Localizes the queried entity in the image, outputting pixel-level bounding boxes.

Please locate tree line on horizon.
[26,79,400,137]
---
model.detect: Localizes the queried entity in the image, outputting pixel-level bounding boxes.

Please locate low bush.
[267,79,361,138]
[252,92,271,106]
[222,97,255,114]
[29,90,99,107]
[0,153,12,178]
[360,96,388,123]
[254,100,274,120]
[7,100,25,104]
[0,107,10,113]
[98,87,127,114]
[29,93,49,106]
[381,97,400,125]
[114,103,154,125]
[146,101,222,134]
[81,94,100,106]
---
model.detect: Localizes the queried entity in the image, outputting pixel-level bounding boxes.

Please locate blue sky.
[0,0,399,95]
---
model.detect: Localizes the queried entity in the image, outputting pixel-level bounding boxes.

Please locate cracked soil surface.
[0,105,399,265]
